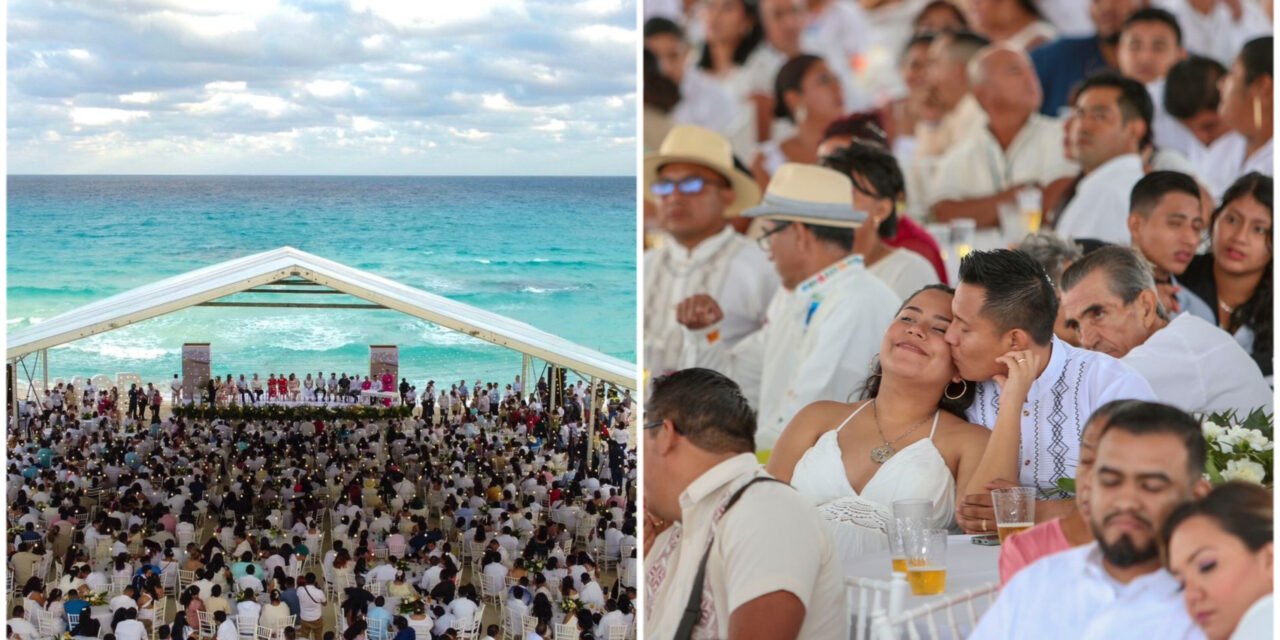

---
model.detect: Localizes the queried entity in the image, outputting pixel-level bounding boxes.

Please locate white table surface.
[845,534,1001,606]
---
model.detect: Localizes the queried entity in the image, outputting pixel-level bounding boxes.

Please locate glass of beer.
[992,486,1037,544]
[889,499,932,574]
[904,528,948,595]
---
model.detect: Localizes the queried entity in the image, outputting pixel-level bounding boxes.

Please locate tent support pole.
[521,354,530,403]
[42,349,49,400]
[587,376,598,471]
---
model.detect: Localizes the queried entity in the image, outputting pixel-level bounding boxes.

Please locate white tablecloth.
[845,534,1001,607]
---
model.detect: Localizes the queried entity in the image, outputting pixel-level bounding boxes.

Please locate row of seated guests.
[644,0,1271,220]
[8,354,634,640]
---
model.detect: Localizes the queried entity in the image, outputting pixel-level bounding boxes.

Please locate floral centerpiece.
[559,597,583,615]
[86,592,109,607]
[1202,409,1273,486]
[269,526,284,540]
[526,558,546,575]
[397,595,423,615]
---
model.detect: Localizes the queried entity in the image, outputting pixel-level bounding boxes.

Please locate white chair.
[554,622,579,640]
[366,616,390,640]
[237,614,259,640]
[606,627,626,640]
[197,611,217,640]
[66,612,81,635]
[847,575,909,640]
[870,581,1000,640]
[36,608,62,639]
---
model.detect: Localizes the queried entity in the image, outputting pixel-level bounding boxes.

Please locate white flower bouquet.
[1201,409,1273,487]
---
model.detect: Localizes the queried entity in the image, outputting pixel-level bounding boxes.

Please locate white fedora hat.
[643,125,760,215]
[742,163,867,229]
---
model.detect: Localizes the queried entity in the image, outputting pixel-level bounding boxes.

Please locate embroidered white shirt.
[643,454,846,640]
[966,337,1156,491]
[681,254,900,453]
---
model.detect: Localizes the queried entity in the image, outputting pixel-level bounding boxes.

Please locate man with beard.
[971,401,1209,638]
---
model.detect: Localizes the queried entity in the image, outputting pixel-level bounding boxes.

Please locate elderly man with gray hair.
[1059,245,1271,416]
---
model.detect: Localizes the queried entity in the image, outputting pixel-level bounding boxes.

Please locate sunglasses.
[650,176,725,197]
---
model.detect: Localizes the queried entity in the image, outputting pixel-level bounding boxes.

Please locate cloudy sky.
[7,0,637,175]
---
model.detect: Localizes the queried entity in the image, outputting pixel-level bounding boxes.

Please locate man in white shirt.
[214,611,238,640]
[109,586,137,614]
[930,44,1078,249]
[1153,0,1271,68]
[295,574,326,640]
[1059,246,1272,416]
[595,600,628,640]
[643,368,846,639]
[971,401,1210,639]
[644,125,776,379]
[909,30,990,218]
[677,163,899,457]
[169,374,183,406]
[945,249,1156,533]
[1053,73,1151,244]
[7,606,38,640]
[579,573,605,609]
[1125,171,1216,322]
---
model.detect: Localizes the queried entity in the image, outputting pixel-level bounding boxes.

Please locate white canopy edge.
[6,246,637,389]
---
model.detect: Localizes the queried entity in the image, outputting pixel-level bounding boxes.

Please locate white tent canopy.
[7,246,636,388]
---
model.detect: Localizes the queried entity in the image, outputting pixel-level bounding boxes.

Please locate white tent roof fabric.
[6,247,636,388]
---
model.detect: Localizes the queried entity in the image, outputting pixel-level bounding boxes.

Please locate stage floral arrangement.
[397,595,423,615]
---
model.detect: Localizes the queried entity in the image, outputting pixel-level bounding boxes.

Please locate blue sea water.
[6,175,637,390]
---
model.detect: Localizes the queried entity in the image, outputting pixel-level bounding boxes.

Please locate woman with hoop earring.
[767,284,991,560]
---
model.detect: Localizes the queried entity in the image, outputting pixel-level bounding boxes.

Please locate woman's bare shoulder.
[787,399,867,435]
[934,412,990,443]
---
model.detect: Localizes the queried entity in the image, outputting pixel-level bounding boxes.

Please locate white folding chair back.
[37,608,62,638]
[606,626,626,640]
[554,622,579,640]
[366,617,389,640]
[870,581,1000,640]
[846,574,909,640]
[67,612,81,633]
[255,626,276,640]
[237,614,259,640]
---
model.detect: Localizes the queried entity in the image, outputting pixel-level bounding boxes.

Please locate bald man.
[928,44,1078,249]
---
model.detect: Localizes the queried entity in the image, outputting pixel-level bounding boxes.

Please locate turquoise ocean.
[6,175,637,390]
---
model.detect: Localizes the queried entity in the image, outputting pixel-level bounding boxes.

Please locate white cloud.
[119,92,161,104]
[482,93,517,111]
[71,107,150,126]
[533,119,566,132]
[66,49,92,60]
[305,79,366,100]
[351,116,380,132]
[449,127,491,141]
[205,81,247,92]
[572,24,632,46]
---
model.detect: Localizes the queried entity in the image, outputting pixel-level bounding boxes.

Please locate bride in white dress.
[767,285,991,561]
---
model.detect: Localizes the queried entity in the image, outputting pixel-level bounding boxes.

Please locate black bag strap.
[672,476,786,640]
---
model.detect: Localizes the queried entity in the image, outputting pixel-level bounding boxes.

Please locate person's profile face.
[943,282,1007,382]
[1070,86,1139,170]
[1060,269,1151,358]
[1168,514,1274,640]
[1130,191,1205,277]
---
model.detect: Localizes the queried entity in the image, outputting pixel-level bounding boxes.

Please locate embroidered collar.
[796,254,864,295]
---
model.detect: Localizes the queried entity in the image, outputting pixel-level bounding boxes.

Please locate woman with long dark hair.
[751,54,846,185]
[1163,481,1273,640]
[1180,172,1273,378]
[1203,37,1273,200]
[767,285,989,557]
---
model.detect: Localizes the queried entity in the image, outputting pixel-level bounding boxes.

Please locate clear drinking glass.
[904,528,948,595]
[991,486,1037,544]
[889,499,932,573]
[950,218,977,258]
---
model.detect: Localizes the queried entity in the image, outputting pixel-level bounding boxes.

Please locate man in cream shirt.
[644,125,778,381]
[929,44,1078,249]
[1059,246,1271,417]
[1053,73,1151,244]
[676,163,899,458]
[643,368,845,640]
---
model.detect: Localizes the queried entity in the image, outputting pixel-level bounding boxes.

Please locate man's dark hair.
[821,112,890,151]
[1071,72,1155,149]
[1121,7,1182,46]
[1164,55,1227,119]
[1241,36,1273,85]
[1099,401,1207,481]
[697,0,762,71]
[801,223,855,251]
[958,249,1058,345]
[646,368,755,453]
[1129,170,1200,218]
[940,30,991,65]
[822,143,904,239]
[1060,245,1169,323]
[643,17,684,40]
[901,32,935,60]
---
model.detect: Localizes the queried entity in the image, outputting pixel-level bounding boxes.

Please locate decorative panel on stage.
[182,343,211,404]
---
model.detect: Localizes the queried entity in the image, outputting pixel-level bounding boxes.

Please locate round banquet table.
[844,534,1002,609]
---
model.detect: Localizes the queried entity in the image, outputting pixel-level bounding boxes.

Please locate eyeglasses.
[650,176,724,197]
[643,419,682,434]
[756,222,792,252]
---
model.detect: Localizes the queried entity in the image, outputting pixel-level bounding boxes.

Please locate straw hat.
[742,163,867,229]
[643,125,761,215]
